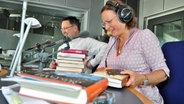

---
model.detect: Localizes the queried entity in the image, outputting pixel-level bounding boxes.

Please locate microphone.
[26,40,51,50]
[63,36,70,50]
[45,36,70,48]
[105,38,118,67]
[45,39,65,48]
[69,31,90,40]
[79,31,90,38]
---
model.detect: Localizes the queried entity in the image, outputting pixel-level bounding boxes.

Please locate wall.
[138,0,184,29]
[88,0,104,38]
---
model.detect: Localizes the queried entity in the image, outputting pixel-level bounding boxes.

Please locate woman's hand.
[121,70,144,88]
[49,60,57,69]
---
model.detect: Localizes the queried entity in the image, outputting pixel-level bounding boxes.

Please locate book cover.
[56,66,83,73]
[61,49,88,55]
[93,69,129,88]
[3,71,108,104]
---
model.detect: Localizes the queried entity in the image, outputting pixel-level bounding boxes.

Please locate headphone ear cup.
[117,6,132,23]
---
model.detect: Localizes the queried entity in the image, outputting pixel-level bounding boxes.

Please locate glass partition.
[148,11,184,46]
[0,0,84,36]
[153,20,182,45]
[0,8,61,36]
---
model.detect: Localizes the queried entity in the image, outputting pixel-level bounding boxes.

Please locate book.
[2,71,108,104]
[56,66,83,73]
[61,49,88,55]
[57,52,86,59]
[57,59,84,64]
[1,85,50,104]
[56,49,87,73]
[57,59,84,69]
[57,56,84,61]
[93,69,129,88]
[57,62,85,69]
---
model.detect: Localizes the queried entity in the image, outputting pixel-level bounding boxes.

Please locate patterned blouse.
[98,28,170,104]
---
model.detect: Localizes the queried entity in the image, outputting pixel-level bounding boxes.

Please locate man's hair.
[62,16,81,31]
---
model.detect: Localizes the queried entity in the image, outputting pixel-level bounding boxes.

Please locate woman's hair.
[101,0,136,29]
[62,16,81,31]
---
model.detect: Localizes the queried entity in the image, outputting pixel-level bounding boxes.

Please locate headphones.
[105,1,132,23]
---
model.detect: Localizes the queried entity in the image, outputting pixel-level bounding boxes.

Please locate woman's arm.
[121,69,168,87]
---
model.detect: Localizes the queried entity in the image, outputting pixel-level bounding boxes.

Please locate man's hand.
[49,60,57,69]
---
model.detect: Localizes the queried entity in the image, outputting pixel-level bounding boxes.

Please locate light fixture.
[9,17,41,77]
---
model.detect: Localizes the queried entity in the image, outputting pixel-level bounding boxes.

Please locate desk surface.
[107,87,143,104]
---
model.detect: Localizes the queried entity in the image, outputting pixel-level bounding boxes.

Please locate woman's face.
[101,10,126,37]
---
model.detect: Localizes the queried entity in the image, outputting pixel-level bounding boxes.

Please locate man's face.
[61,20,77,37]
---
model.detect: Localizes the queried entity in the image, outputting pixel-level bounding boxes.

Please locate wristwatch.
[143,74,149,86]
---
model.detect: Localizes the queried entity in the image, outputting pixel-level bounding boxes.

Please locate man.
[50,16,107,74]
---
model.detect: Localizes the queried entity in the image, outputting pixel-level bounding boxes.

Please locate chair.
[158,41,184,104]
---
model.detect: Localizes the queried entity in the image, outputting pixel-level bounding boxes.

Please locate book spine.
[57,57,83,61]
[61,49,88,54]
[85,78,108,103]
[57,63,84,69]
[57,52,86,59]
[55,66,83,73]
[57,60,84,64]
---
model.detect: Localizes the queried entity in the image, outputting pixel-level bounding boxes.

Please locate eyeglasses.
[61,25,73,31]
[101,15,116,28]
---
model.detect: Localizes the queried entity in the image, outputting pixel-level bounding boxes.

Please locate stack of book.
[56,49,88,73]
[1,71,108,104]
[93,69,129,88]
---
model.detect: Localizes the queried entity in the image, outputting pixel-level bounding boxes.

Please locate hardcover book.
[57,52,86,59]
[61,49,88,55]
[2,71,108,104]
[55,66,83,73]
[93,69,129,88]
[57,62,85,69]
[57,57,84,61]
[56,57,84,73]
[56,49,87,73]
[57,59,84,64]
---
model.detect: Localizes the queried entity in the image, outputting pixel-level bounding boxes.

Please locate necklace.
[117,39,124,55]
[118,48,121,54]
[117,28,136,56]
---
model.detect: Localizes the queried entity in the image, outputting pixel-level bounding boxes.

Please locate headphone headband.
[106,1,120,9]
[105,1,132,23]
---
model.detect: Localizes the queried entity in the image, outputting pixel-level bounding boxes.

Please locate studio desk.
[0,70,152,104]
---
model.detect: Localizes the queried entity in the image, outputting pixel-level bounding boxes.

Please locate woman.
[97,0,170,103]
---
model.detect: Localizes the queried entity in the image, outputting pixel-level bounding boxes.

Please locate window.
[0,8,61,36]
[148,11,184,46]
